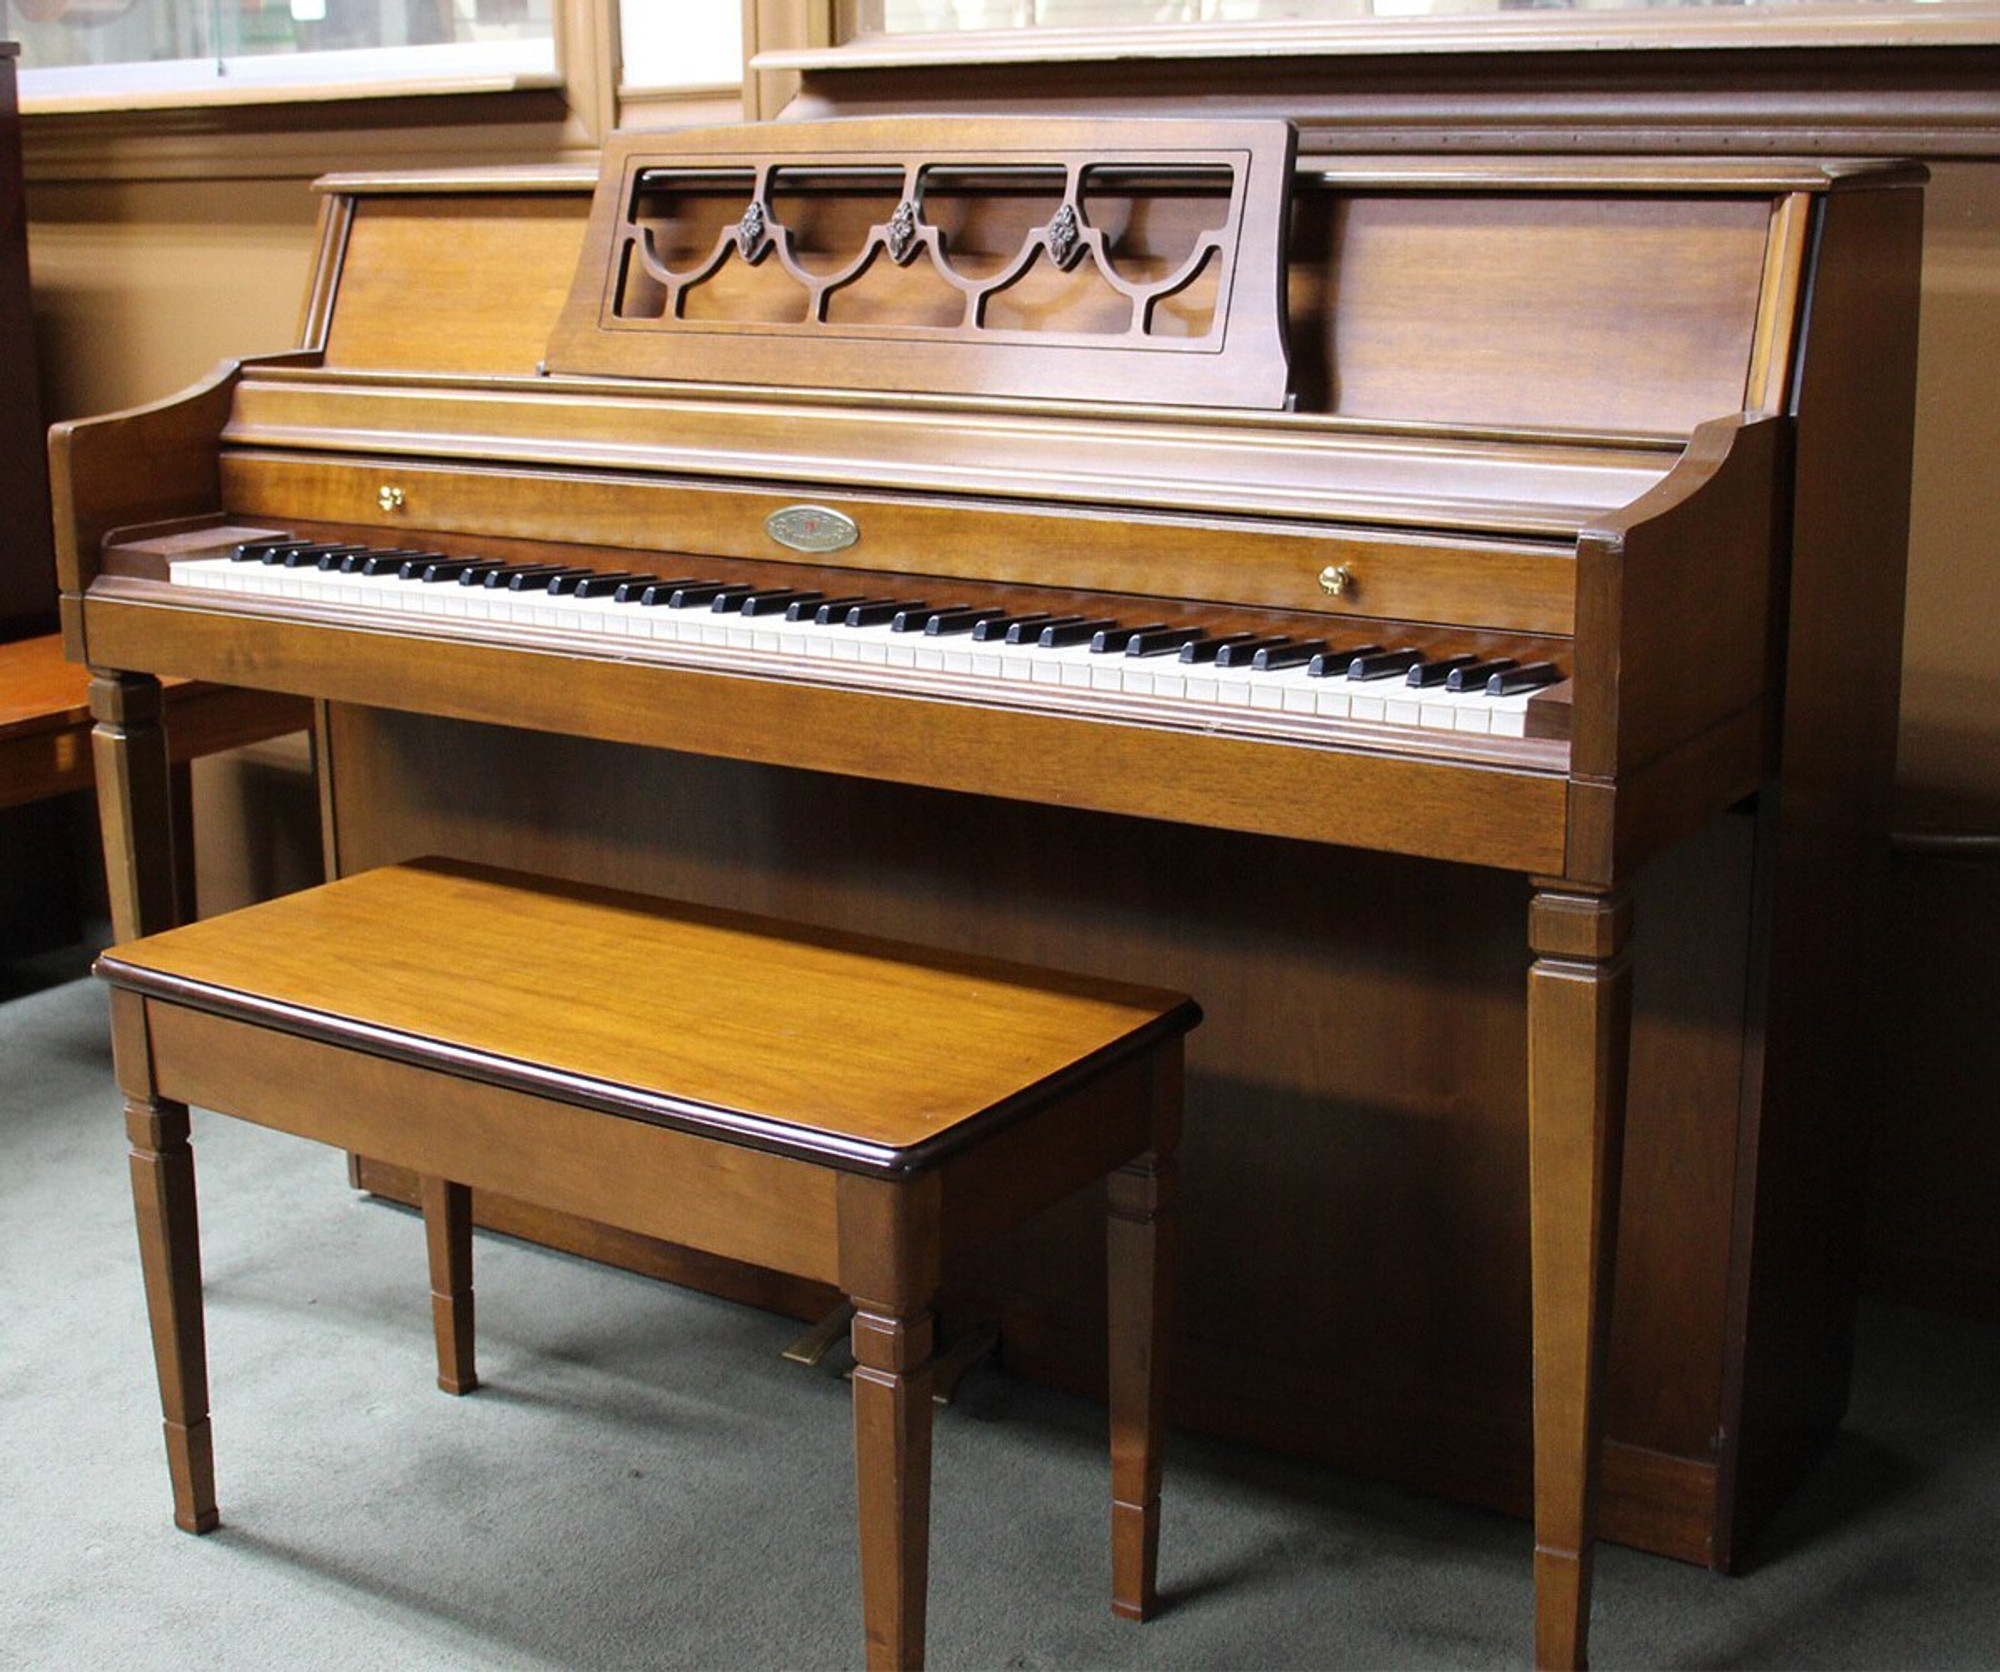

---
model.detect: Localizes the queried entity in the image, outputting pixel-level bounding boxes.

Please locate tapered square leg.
[419,1175,477,1395]
[1107,1149,1176,1621]
[89,671,181,943]
[850,1303,936,1672]
[1527,885,1634,1671]
[125,1094,218,1534]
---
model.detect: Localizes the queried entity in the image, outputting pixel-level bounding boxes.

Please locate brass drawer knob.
[1317,563,1352,598]
[378,484,406,513]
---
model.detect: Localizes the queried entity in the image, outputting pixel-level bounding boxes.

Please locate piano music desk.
[94,857,1197,1672]
[0,632,309,913]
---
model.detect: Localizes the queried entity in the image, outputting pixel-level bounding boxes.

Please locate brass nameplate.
[767,505,859,554]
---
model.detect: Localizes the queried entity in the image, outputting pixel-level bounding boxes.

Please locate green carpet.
[3,963,1995,1670]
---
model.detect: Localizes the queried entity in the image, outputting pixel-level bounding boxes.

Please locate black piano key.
[1305,643,1386,677]
[1346,648,1425,681]
[1181,633,1256,665]
[325,547,417,571]
[1004,614,1072,644]
[1091,621,1167,654]
[509,567,594,592]
[554,571,649,598]
[662,581,738,609]
[805,595,870,623]
[925,606,1008,636]
[844,599,928,628]
[458,562,534,586]
[617,576,699,602]
[1407,654,1481,688]
[1039,617,1120,649]
[1445,657,1518,693]
[410,559,481,583]
[1214,636,1294,669]
[633,579,724,607]
[741,589,821,617]
[275,544,362,567]
[359,550,441,576]
[1487,661,1563,696]
[1251,640,1328,672]
[704,585,760,612]
[892,601,964,632]
[1125,625,1205,657]
[486,565,568,589]
[971,612,1052,643]
[241,540,334,563]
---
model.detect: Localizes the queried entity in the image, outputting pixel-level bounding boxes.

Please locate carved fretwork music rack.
[545,118,1298,409]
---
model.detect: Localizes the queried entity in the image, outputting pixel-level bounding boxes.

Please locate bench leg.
[420,1176,477,1395]
[1108,1150,1176,1622]
[850,1303,936,1672]
[125,1093,218,1534]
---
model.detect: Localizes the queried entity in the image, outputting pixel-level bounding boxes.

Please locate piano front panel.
[318,696,1765,1566]
[211,452,1582,636]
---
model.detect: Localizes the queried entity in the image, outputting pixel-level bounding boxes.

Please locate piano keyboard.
[168,542,1566,740]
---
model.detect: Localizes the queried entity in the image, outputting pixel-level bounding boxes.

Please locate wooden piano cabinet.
[57,128,1923,1668]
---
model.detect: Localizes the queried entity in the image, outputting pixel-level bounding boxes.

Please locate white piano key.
[161,549,1561,750]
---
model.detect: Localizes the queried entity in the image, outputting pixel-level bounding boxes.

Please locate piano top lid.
[542,117,1301,412]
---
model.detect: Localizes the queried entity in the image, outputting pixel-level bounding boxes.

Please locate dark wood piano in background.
[53,118,1922,1667]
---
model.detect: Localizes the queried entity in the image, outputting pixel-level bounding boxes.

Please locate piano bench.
[94,857,1197,1672]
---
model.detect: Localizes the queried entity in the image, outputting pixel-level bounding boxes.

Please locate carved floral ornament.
[886,200,921,266]
[734,200,768,262]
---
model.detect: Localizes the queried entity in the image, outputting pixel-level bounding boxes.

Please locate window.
[619,0,742,90]
[840,0,2000,49]
[10,0,557,104]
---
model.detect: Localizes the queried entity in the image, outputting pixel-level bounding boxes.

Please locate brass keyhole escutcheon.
[378,485,406,513]
[1318,563,1353,598]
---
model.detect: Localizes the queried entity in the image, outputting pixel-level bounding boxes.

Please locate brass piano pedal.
[781,1301,856,1369]
[782,1305,999,1406]
[924,1319,1000,1407]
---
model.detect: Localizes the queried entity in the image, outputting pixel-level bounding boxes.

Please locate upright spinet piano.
[54,118,1922,1668]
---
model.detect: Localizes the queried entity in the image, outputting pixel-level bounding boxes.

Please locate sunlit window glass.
[9,0,555,93]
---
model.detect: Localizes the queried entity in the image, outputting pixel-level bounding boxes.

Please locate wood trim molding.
[787,45,2000,158]
[775,7,2000,68]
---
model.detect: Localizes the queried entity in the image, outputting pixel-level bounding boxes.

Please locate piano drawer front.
[219,452,1577,638]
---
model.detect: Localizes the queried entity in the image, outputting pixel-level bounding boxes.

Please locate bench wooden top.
[0,633,196,740]
[95,858,1199,1172]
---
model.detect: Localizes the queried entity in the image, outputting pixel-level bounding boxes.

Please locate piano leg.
[89,670,182,942]
[112,988,218,1535]
[1526,885,1634,1671]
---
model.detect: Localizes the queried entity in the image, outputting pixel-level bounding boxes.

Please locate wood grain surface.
[98,857,1197,1167]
